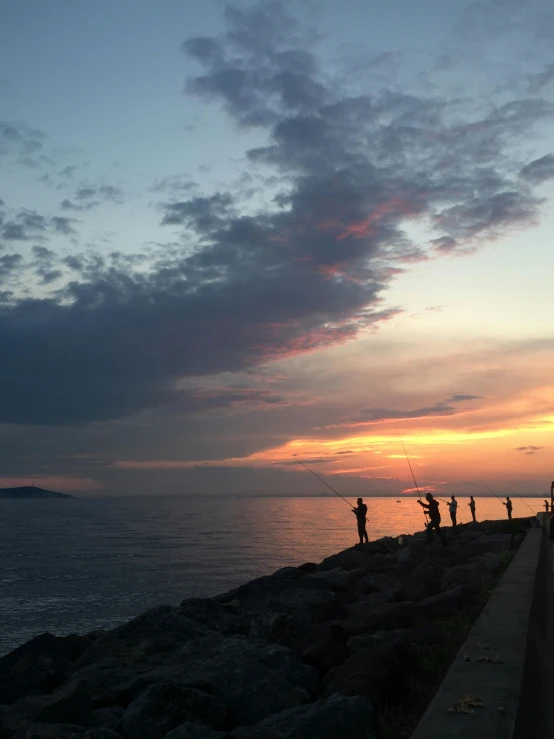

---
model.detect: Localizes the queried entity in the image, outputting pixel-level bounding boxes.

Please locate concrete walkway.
[411,521,554,738]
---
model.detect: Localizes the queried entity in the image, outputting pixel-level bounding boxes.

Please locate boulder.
[230,694,377,739]
[75,606,215,671]
[360,573,398,594]
[395,547,412,565]
[317,547,393,572]
[164,725,232,739]
[441,561,488,591]
[150,637,316,729]
[306,567,367,592]
[0,632,96,704]
[408,623,446,647]
[321,634,417,702]
[343,587,402,618]
[248,612,310,642]
[117,682,226,739]
[346,629,409,652]
[297,563,317,573]
[301,637,351,674]
[410,586,469,618]
[341,603,411,636]
[11,725,121,739]
[89,706,124,729]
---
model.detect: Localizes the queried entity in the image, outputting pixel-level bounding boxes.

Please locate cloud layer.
[1,1,553,427]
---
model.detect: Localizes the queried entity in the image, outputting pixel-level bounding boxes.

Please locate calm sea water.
[0,494,544,655]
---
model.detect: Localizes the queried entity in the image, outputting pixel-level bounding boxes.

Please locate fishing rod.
[477,479,538,516]
[296,460,355,509]
[395,424,429,519]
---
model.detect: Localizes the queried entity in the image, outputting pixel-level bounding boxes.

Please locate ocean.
[0,494,544,655]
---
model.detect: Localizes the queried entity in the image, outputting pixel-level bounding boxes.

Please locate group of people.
[352,492,516,546]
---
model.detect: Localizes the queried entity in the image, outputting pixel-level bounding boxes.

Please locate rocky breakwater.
[0,520,518,739]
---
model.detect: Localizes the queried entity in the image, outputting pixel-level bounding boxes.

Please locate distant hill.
[0,486,74,499]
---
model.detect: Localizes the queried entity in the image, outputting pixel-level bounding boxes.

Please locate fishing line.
[477,479,539,515]
[395,424,429,520]
[296,460,355,509]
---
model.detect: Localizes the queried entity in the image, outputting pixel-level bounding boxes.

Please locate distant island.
[0,486,74,499]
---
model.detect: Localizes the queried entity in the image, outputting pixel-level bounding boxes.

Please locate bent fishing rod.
[394,425,430,518]
[296,460,355,509]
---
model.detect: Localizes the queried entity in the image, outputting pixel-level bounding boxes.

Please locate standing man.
[418,493,447,546]
[448,495,458,528]
[353,498,369,545]
[503,496,513,520]
[468,495,477,522]
[544,500,550,512]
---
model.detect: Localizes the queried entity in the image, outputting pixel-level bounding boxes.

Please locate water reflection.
[0,494,545,654]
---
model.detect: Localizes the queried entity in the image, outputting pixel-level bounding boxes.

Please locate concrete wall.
[411,517,554,739]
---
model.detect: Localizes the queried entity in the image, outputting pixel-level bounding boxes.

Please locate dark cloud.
[0,254,24,283]
[520,154,554,183]
[0,208,78,243]
[0,122,45,163]
[150,175,197,196]
[31,246,63,285]
[447,394,485,402]
[61,184,124,211]
[1,210,48,241]
[52,216,79,236]
[0,1,553,427]
[528,62,554,93]
[349,402,455,424]
[515,445,543,452]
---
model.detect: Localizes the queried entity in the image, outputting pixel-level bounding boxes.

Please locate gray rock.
[164,637,314,728]
[307,567,367,592]
[402,559,447,601]
[410,586,469,618]
[317,546,393,572]
[441,561,487,591]
[408,623,446,647]
[11,725,121,739]
[395,547,412,565]
[343,589,402,619]
[231,694,377,739]
[301,637,351,674]
[360,573,398,594]
[89,706,125,729]
[164,724,232,739]
[75,605,215,671]
[35,680,92,726]
[117,682,226,739]
[248,612,310,642]
[321,634,417,702]
[341,603,411,636]
[347,629,409,652]
[0,632,96,705]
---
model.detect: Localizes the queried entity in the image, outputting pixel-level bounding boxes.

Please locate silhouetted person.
[544,500,550,512]
[503,496,513,520]
[468,495,477,522]
[418,493,447,546]
[353,497,369,544]
[448,495,458,527]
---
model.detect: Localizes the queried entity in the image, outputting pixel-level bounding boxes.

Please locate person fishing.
[544,500,550,512]
[468,495,477,522]
[503,496,513,520]
[418,493,447,545]
[448,495,458,528]
[353,497,369,544]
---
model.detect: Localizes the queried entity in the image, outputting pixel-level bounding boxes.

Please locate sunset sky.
[1,0,554,497]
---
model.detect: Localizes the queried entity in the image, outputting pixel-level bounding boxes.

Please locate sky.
[1,0,554,497]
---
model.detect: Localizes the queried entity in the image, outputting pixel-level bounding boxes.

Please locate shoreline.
[0,517,525,739]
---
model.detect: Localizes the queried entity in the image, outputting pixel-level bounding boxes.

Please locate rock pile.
[0,522,515,739]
